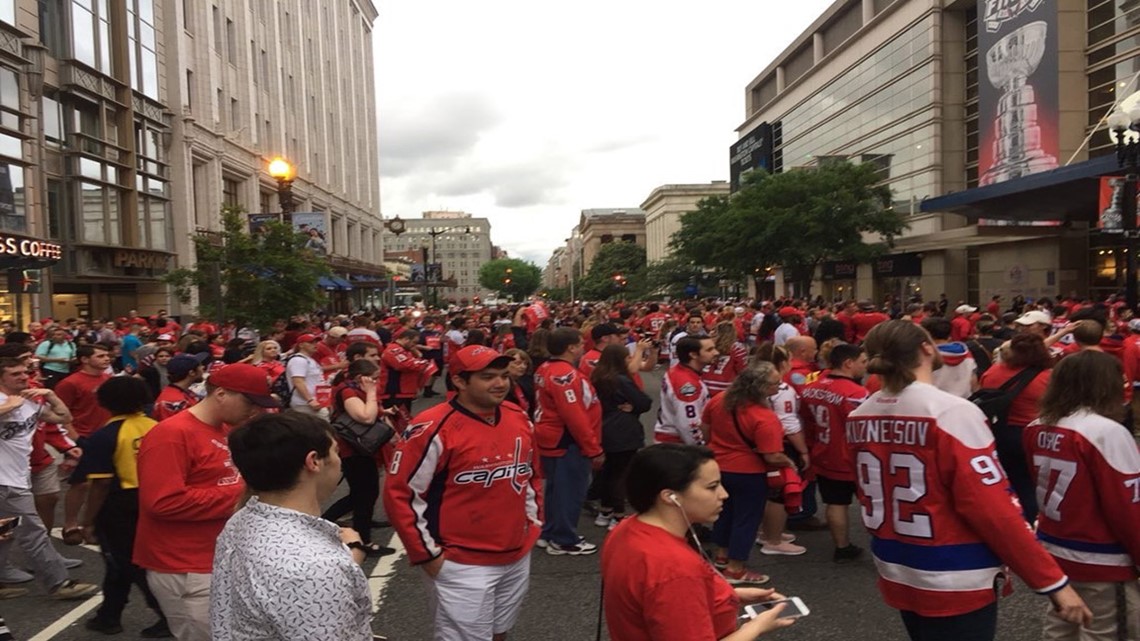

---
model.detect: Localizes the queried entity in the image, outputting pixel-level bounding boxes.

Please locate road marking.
[26,595,101,641]
[368,531,405,612]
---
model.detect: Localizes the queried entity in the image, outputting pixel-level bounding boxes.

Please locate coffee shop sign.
[0,236,61,261]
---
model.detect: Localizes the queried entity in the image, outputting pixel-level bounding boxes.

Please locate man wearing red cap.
[774,306,803,346]
[134,363,278,641]
[385,346,541,641]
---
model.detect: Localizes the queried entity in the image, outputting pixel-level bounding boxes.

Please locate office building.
[381,212,494,303]
[641,182,730,263]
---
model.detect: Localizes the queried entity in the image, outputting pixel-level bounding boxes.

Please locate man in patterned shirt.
[211,411,373,641]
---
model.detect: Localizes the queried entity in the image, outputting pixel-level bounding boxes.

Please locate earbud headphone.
[668,493,680,506]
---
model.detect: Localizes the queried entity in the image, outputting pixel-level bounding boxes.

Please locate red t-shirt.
[601,517,740,641]
[703,395,784,474]
[134,411,244,574]
[54,371,112,437]
[977,363,1051,427]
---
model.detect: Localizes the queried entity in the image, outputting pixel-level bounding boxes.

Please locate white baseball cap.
[955,304,977,315]
[1014,310,1052,326]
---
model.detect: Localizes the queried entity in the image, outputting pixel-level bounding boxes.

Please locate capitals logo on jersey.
[452,437,533,494]
[552,372,575,386]
[403,420,433,441]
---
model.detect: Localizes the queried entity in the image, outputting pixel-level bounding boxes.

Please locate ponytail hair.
[863,320,931,393]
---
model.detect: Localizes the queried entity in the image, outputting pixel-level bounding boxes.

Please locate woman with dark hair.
[1025,350,1140,641]
[590,344,652,530]
[977,333,1053,522]
[601,444,795,641]
[503,348,535,417]
[848,320,1090,641]
[138,346,174,399]
[527,328,551,370]
[702,364,792,585]
[320,359,393,556]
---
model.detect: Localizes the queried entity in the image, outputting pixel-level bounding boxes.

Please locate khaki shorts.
[31,461,61,496]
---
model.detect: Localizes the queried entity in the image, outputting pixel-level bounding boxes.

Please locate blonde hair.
[251,340,281,364]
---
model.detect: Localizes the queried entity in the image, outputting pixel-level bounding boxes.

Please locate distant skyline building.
[382,212,494,303]
[641,182,729,263]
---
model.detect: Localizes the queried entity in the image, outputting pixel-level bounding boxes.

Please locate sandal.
[61,527,84,546]
[721,568,770,585]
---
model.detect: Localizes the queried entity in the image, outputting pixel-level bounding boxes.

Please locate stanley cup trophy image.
[981,21,1058,186]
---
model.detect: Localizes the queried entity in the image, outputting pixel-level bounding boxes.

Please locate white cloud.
[374,1,835,265]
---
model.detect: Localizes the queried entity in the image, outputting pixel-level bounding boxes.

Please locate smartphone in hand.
[745,597,810,619]
[0,516,20,536]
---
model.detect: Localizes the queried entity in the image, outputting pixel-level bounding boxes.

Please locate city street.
[7,368,1050,641]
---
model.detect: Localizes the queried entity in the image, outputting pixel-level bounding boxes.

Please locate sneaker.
[713,556,728,570]
[760,541,807,556]
[545,540,598,556]
[535,538,548,549]
[50,580,99,600]
[781,533,797,544]
[833,544,864,563]
[721,568,771,585]
[140,618,173,638]
[62,557,83,570]
[607,515,625,531]
[0,566,32,584]
[85,617,124,635]
[594,512,614,527]
[0,586,27,600]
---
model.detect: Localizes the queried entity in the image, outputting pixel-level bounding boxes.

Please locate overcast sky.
[373,1,834,266]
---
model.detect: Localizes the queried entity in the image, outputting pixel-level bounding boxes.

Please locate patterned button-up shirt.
[210,497,373,640]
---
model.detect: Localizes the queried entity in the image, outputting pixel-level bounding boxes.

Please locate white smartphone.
[745,597,810,619]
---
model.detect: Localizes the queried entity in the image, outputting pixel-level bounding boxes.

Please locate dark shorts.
[817,474,857,506]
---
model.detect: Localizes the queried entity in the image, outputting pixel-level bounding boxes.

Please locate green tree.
[643,255,708,299]
[478,258,542,302]
[670,162,907,295]
[579,242,647,300]
[164,206,331,331]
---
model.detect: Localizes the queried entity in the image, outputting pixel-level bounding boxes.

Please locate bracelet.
[345,540,367,551]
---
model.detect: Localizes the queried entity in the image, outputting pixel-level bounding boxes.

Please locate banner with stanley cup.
[977,0,1059,186]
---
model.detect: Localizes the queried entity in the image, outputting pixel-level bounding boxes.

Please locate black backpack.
[968,367,1042,431]
[268,354,305,404]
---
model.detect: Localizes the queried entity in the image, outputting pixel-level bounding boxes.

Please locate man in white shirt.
[211,411,372,640]
[773,306,803,347]
[0,357,98,600]
[287,334,327,417]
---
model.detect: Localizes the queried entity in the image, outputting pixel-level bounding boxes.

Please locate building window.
[0,0,13,24]
[621,234,636,243]
[46,179,65,239]
[71,0,112,73]
[185,70,193,110]
[212,5,222,52]
[38,0,65,57]
[126,0,159,99]
[0,164,26,233]
[226,18,236,62]
[230,98,239,129]
[0,67,20,133]
[77,180,122,245]
[259,190,271,214]
[222,178,240,207]
[137,177,168,250]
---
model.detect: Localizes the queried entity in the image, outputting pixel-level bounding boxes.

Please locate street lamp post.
[424,225,471,306]
[267,157,296,218]
[1107,108,1140,311]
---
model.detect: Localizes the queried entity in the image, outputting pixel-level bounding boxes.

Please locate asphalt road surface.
[7,368,1051,641]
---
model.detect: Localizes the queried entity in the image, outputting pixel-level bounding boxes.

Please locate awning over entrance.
[330,276,354,291]
[920,154,1120,222]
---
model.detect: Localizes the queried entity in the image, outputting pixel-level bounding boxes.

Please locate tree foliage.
[643,255,709,299]
[578,242,647,300]
[478,258,542,301]
[164,206,331,331]
[670,162,908,293]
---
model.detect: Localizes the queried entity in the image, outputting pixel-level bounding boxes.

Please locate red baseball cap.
[295,333,320,344]
[778,306,800,317]
[208,364,279,408]
[451,345,512,375]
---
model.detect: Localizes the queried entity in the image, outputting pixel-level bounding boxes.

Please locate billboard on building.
[1096,176,1140,230]
[248,213,279,236]
[729,122,774,192]
[977,0,1059,186]
[292,212,328,254]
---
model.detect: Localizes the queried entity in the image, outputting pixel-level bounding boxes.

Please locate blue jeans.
[711,471,767,562]
[540,444,591,546]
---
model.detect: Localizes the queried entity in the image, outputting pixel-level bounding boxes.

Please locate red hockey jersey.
[383,400,542,567]
[701,342,748,397]
[379,342,437,399]
[653,364,710,445]
[846,381,1069,617]
[533,359,602,458]
[1024,410,1140,582]
[800,373,868,482]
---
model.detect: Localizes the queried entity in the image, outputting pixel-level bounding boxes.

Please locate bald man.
[784,336,819,395]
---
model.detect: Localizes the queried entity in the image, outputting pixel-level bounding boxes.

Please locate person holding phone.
[601,444,796,641]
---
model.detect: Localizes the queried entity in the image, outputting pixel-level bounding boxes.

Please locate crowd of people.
[0,292,1135,641]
